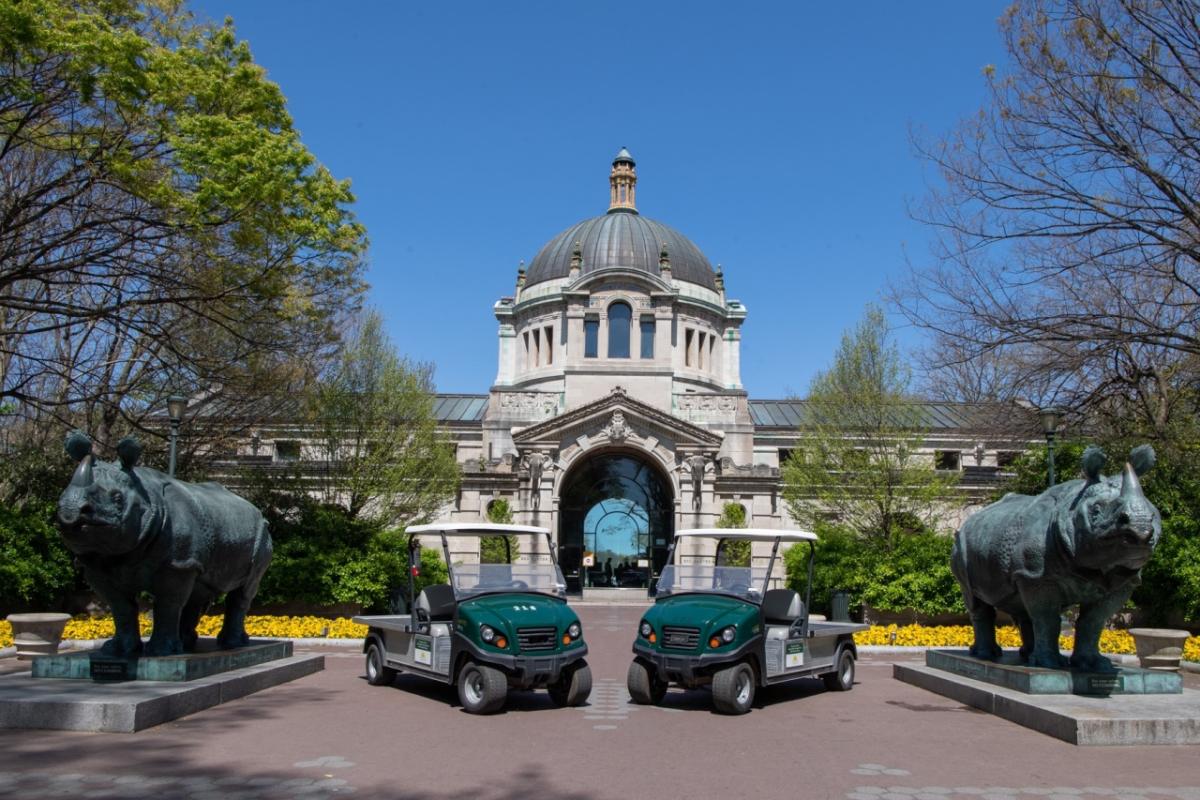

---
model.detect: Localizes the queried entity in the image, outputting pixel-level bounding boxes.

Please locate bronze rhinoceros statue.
[56,431,272,657]
[951,445,1160,673]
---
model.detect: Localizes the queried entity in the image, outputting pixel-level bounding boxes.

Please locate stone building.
[246,149,1035,595]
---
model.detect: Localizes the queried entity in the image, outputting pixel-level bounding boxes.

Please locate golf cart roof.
[406,523,551,536]
[674,528,819,543]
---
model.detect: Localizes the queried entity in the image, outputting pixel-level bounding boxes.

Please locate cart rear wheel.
[712,662,755,715]
[458,661,507,714]
[365,643,396,686]
[626,658,667,705]
[822,649,856,692]
[548,661,592,706]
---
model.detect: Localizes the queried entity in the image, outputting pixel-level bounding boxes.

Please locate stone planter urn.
[1128,627,1192,672]
[6,613,72,661]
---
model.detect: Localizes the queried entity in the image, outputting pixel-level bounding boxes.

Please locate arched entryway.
[557,452,674,594]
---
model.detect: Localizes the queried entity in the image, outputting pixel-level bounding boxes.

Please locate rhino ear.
[1129,444,1156,476]
[65,430,92,462]
[116,437,142,471]
[1080,446,1106,483]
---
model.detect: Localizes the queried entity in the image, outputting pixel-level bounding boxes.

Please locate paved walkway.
[0,606,1197,799]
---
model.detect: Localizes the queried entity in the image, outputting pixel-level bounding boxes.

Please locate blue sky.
[191,1,1009,398]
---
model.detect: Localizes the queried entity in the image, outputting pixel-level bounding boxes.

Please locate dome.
[524,211,717,290]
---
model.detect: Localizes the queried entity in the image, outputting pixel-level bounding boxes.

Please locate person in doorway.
[604,557,613,586]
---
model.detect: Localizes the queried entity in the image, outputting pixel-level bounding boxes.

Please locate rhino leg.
[1011,610,1035,662]
[1018,583,1069,669]
[145,568,197,656]
[179,586,216,653]
[967,603,1003,660]
[82,566,142,657]
[1070,588,1132,674]
[218,521,271,650]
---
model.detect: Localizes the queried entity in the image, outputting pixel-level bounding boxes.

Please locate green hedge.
[0,500,78,613]
[784,525,963,617]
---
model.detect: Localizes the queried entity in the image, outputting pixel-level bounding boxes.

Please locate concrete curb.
[857,645,1200,674]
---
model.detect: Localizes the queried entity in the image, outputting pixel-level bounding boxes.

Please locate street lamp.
[167,395,187,477]
[1039,406,1064,486]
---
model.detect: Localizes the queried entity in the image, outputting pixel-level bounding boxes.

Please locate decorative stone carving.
[678,454,712,510]
[601,411,632,444]
[519,451,556,509]
[56,431,272,657]
[952,445,1161,673]
[675,394,738,412]
[497,391,559,416]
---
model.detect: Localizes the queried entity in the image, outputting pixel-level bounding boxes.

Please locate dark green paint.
[640,594,758,654]
[457,592,584,655]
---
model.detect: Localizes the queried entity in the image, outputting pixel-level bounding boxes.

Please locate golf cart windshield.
[451,561,567,600]
[654,563,770,602]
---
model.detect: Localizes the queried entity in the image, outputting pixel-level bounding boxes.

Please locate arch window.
[607,302,631,358]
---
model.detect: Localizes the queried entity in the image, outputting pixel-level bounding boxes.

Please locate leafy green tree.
[714,501,750,567]
[0,500,77,613]
[0,0,366,452]
[308,309,459,524]
[481,498,519,563]
[782,305,959,547]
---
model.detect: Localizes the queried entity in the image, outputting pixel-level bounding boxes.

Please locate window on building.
[778,448,795,466]
[274,440,300,462]
[523,331,530,369]
[935,450,961,471]
[608,302,631,358]
[684,328,694,367]
[697,332,706,370]
[996,451,1019,470]
[709,335,716,371]
[640,319,655,358]
[584,319,599,358]
[532,328,541,367]
[544,325,553,365]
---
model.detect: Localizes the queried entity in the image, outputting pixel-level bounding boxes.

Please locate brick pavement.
[0,606,1197,799]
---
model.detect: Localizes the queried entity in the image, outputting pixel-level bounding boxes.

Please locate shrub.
[0,500,78,613]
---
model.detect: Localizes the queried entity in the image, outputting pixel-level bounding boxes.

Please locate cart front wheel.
[626,658,667,705]
[711,662,755,715]
[822,649,856,692]
[548,661,592,706]
[458,661,508,714]
[365,643,397,686]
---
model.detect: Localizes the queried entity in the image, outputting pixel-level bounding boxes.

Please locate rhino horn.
[1119,460,1143,501]
[69,454,94,487]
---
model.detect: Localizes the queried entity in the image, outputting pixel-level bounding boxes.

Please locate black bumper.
[456,635,589,687]
[632,638,759,685]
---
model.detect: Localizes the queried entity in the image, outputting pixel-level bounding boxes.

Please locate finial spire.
[516,260,526,291]
[608,147,637,213]
[569,241,583,278]
[659,242,671,277]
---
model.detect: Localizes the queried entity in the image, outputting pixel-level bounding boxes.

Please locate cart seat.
[415,584,456,622]
[762,589,804,624]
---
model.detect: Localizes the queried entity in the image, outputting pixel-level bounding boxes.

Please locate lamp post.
[167,395,187,477]
[1039,406,1064,486]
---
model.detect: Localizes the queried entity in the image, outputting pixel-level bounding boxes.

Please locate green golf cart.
[354,523,591,714]
[628,528,866,714]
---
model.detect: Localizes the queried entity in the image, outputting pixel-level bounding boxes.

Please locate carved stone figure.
[951,445,1161,673]
[520,451,555,509]
[679,454,710,510]
[56,431,273,657]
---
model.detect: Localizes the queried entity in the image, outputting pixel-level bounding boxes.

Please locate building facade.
[399,150,1033,594]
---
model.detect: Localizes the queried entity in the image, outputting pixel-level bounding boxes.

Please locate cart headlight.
[640,621,652,638]
[567,622,582,640]
[480,624,496,643]
[709,626,736,648]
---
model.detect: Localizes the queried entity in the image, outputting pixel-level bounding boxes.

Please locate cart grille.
[661,626,700,650]
[517,626,557,652]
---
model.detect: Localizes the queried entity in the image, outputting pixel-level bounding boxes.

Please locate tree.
[714,501,750,566]
[308,309,459,524]
[781,306,959,546]
[0,0,367,453]
[899,0,1200,440]
[482,497,518,563]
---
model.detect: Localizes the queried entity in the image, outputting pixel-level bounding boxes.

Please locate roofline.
[406,522,551,536]
[674,528,819,542]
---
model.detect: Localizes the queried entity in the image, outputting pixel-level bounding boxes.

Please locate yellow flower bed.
[853,623,1200,660]
[0,615,368,648]
[1,617,1197,662]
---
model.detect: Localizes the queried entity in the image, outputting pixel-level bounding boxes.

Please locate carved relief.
[497,392,560,416]
[674,393,738,423]
[601,410,633,444]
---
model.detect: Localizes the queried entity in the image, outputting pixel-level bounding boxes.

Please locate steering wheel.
[508,580,529,589]
[727,582,750,595]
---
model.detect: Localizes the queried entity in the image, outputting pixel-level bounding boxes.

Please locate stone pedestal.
[1129,627,1191,671]
[925,648,1182,695]
[6,613,71,661]
[32,639,293,682]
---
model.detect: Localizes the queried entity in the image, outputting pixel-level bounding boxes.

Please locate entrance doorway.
[558,453,674,594]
